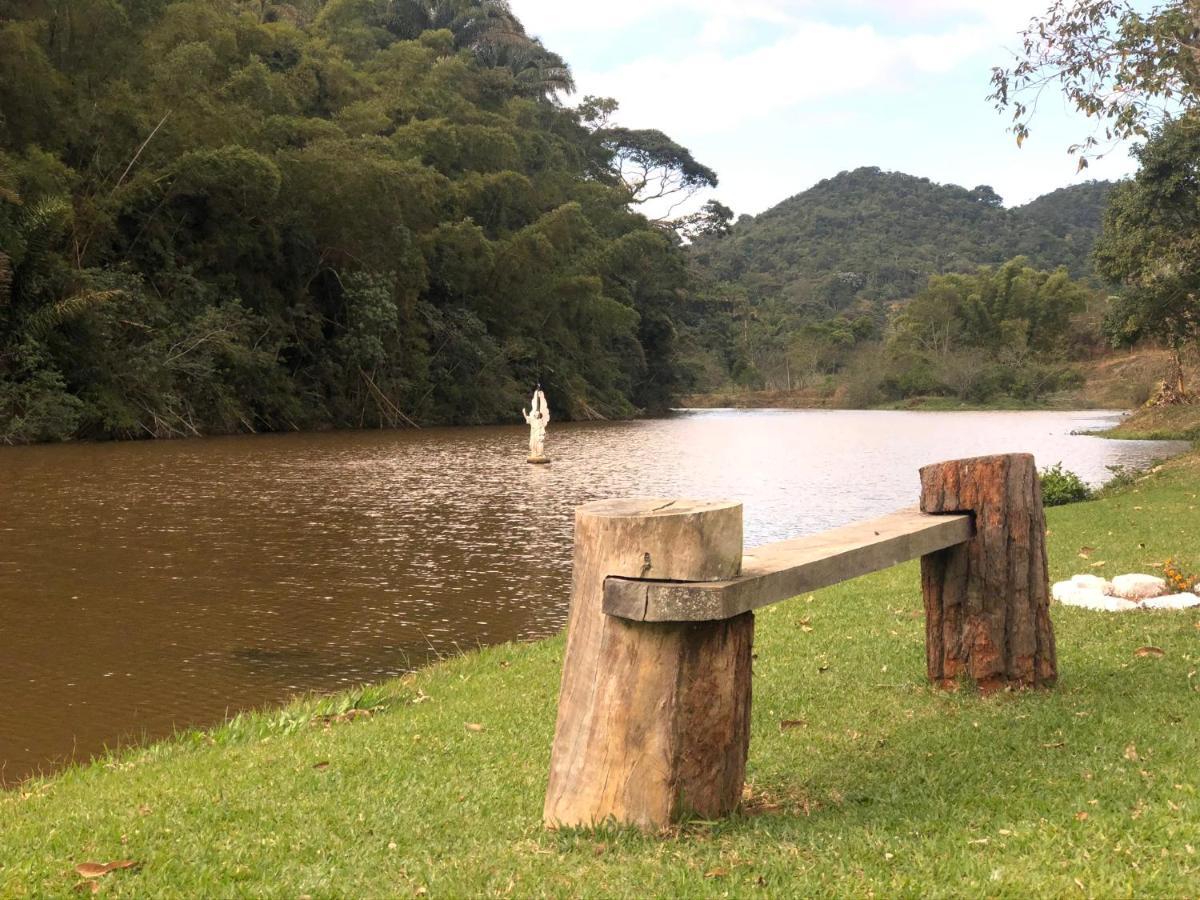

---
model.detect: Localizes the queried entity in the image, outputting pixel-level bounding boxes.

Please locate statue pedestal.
[527,455,551,465]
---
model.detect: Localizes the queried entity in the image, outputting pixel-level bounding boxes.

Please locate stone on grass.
[1141,592,1200,611]
[1054,582,1139,611]
[1070,574,1114,594]
[1109,573,1168,601]
[1051,580,1076,603]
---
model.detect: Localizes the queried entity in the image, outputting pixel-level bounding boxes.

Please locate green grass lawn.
[3,456,1199,898]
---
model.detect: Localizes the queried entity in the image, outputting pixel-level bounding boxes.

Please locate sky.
[507,0,1141,217]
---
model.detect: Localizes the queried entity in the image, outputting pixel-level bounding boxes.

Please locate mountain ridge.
[689,167,1115,313]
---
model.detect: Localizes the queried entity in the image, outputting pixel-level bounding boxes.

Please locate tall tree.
[989,0,1200,164]
[1094,118,1200,400]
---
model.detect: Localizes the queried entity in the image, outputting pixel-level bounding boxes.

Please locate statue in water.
[523,386,550,463]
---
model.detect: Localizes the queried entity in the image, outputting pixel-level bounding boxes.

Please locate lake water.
[0,409,1188,785]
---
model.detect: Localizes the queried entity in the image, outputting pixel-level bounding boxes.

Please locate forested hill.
[0,0,697,443]
[688,168,1114,311]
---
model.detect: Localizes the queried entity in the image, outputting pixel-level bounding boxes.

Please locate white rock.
[1052,580,1078,603]
[1110,573,1168,601]
[1071,574,1114,594]
[1057,585,1139,611]
[1141,592,1200,610]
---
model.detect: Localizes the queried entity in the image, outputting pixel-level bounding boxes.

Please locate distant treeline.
[0,0,697,442]
[679,169,1121,405]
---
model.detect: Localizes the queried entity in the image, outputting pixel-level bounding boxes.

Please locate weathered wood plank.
[603,508,973,622]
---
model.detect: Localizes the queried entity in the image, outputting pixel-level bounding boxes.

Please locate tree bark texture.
[920,454,1057,692]
[543,499,752,829]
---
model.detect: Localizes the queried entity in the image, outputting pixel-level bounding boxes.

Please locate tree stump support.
[543,499,752,830]
[920,453,1057,691]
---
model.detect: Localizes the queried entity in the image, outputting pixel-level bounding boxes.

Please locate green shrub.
[1040,462,1092,506]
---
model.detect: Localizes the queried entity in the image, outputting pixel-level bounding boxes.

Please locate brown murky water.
[0,409,1188,785]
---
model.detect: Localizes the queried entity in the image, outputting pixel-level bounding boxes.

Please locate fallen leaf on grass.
[75,861,137,879]
[313,761,330,770]
[1134,646,1165,658]
[1087,561,1107,569]
[704,868,728,879]
[1124,743,1140,762]
[1074,811,1089,821]
[779,719,806,731]
[464,722,485,732]
[1042,741,1065,749]
[1078,547,1094,559]
[967,838,989,845]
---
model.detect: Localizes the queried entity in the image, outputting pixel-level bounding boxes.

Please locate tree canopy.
[1095,117,1200,397]
[989,0,1200,163]
[0,0,705,442]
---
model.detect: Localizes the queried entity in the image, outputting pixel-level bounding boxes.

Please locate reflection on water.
[0,409,1186,785]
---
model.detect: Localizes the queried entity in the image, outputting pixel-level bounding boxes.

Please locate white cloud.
[511,0,801,35]
[510,0,1048,37]
[577,19,991,137]
[507,0,1134,217]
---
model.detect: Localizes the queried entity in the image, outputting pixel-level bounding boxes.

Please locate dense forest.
[680,170,1118,403]
[688,169,1112,307]
[0,0,714,442]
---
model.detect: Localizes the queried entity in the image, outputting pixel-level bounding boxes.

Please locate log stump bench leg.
[544,499,753,830]
[920,454,1057,692]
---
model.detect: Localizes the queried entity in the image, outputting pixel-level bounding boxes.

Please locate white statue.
[522,387,550,463]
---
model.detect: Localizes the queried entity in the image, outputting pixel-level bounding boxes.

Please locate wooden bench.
[543,454,1057,830]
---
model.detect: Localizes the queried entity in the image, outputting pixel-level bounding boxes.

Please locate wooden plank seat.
[603,507,974,623]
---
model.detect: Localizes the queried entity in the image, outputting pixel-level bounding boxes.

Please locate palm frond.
[25,289,122,337]
[20,198,72,263]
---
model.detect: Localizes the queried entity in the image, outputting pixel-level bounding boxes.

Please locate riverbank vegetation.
[682,348,1193,412]
[0,0,720,443]
[677,170,1123,404]
[3,446,1199,896]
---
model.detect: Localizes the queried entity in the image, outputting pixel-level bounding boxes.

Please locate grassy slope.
[1106,404,1200,441]
[3,459,1200,897]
